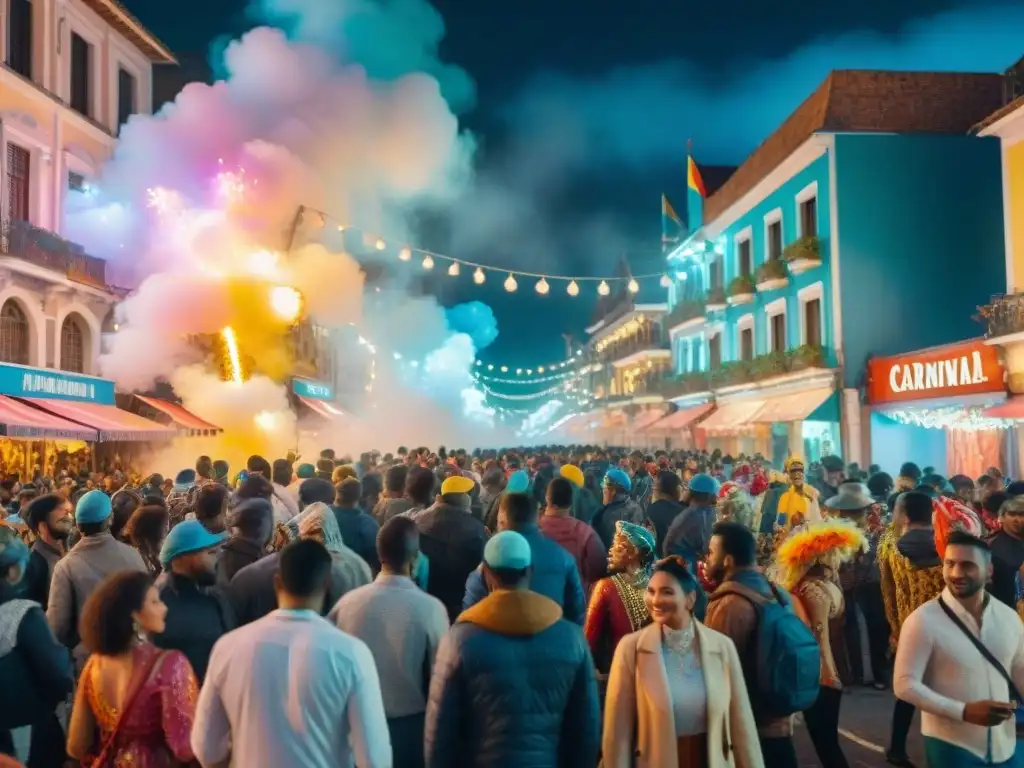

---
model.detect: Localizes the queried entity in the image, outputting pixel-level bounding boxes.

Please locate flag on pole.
[662,193,683,248]
[687,156,707,198]
[686,148,705,231]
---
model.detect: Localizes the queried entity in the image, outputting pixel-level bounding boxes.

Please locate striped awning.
[645,402,715,434]
[296,396,348,421]
[17,398,180,442]
[133,395,222,436]
[0,395,97,440]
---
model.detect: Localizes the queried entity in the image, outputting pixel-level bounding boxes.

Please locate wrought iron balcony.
[978,293,1024,339]
[600,330,669,365]
[665,297,707,329]
[1,219,106,286]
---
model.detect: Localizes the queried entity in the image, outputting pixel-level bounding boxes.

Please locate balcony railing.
[665,296,706,328]
[1,219,107,286]
[599,329,669,364]
[653,345,828,396]
[978,293,1024,339]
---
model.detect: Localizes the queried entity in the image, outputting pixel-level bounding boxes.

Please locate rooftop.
[81,0,176,64]
[704,70,1006,223]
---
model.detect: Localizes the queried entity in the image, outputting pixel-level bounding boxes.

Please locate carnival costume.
[877,523,944,651]
[932,495,982,558]
[584,520,655,675]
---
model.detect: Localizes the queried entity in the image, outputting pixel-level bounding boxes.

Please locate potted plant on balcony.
[727,275,756,305]
[705,286,727,312]
[782,235,822,275]
[755,259,789,292]
[666,298,706,330]
[787,344,826,372]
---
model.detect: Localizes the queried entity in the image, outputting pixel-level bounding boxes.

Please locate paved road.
[793,687,925,767]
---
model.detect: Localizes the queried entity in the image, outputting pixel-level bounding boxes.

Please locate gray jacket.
[46,531,147,664]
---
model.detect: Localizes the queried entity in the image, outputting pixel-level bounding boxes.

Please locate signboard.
[292,377,334,401]
[0,363,116,405]
[866,341,1005,404]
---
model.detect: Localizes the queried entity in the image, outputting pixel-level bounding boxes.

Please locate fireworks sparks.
[269,286,303,323]
[221,326,244,384]
[146,186,183,218]
[215,167,249,206]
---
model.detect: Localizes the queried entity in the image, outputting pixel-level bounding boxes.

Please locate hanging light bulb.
[473,267,486,285]
[535,277,550,295]
[398,246,412,261]
[447,261,460,277]
[475,361,482,367]
[337,224,346,232]
[527,369,533,375]
[375,237,386,250]
[516,368,523,375]
[501,366,508,373]
[627,278,640,293]
[504,274,518,292]
[597,280,611,296]
[660,274,671,288]
[421,255,434,270]
[487,364,494,371]
[567,280,580,297]
[538,366,545,374]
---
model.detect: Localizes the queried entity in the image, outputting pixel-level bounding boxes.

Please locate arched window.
[60,315,85,373]
[0,300,30,364]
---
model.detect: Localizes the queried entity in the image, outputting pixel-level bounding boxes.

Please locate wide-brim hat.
[824,482,875,511]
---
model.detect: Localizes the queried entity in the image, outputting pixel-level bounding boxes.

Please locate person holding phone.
[894,531,1024,767]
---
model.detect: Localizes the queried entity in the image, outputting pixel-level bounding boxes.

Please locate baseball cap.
[483,530,532,570]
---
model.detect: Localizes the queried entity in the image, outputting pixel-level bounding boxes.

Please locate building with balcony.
[662,70,1007,468]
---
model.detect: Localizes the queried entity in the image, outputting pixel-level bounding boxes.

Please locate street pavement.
[793,686,925,767]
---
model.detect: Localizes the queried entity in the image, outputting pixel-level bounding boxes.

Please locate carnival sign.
[292,377,334,401]
[0,363,116,404]
[866,341,1005,404]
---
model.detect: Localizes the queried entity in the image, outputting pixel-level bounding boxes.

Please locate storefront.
[643,398,714,452]
[697,370,840,467]
[0,363,178,477]
[865,340,1010,477]
[292,377,348,430]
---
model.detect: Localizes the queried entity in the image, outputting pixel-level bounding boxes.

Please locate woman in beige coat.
[603,556,763,768]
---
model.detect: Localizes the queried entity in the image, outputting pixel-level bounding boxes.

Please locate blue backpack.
[724,582,821,718]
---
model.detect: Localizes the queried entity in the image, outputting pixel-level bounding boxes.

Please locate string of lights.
[473,350,584,377]
[473,369,577,385]
[885,406,1013,432]
[479,382,565,401]
[300,206,673,297]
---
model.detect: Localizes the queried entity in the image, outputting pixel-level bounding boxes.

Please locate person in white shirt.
[894,530,1024,767]
[331,516,449,768]
[191,539,391,768]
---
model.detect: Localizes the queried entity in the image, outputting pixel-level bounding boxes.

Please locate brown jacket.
[538,513,606,592]
[705,579,794,738]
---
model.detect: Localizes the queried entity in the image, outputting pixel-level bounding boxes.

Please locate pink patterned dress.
[69,643,197,767]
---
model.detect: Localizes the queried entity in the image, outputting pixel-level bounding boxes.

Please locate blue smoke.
[446,301,499,350]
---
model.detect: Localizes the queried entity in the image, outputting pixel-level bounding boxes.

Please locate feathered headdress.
[717,483,756,530]
[933,495,982,558]
[771,518,868,590]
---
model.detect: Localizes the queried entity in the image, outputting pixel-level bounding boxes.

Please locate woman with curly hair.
[123,506,170,578]
[770,519,867,768]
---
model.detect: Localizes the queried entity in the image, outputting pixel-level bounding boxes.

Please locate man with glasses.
[22,493,74,607]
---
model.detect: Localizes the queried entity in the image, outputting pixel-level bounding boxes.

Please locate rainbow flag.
[662,193,683,248]
[686,154,705,230]
[687,156,707,197]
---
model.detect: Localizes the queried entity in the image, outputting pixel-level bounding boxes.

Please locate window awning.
[632,409,668,431]
[700,400,766,432]
[296,396,348,421]
[17,399,180,442]
[747,387,834,424]
[133,395,222,436]
[0,395,98,441]
[645,402,715,433]
[983,397,1024,420]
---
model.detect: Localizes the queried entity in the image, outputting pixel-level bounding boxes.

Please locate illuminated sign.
[0,363,115,404]
[867,342,1004,404]
[292,378,334,401]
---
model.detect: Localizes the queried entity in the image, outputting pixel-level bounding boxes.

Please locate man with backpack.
[704,521,820,768]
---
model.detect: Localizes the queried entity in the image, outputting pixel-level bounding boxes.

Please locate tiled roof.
[704,70,1006,223]
[973,94,1024,133]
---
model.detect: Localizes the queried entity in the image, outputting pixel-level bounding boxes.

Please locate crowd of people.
[0,443,1021,767]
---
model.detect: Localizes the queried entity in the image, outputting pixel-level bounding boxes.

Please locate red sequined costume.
[584,572,651,674]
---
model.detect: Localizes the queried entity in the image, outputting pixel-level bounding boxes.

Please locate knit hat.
[296,463,315,479]
[160,520,226,566]
[603,468,631,492]
[559,465,584,488]
[506,470,530,494]
[484,530,532,570]
[75,490,112,524]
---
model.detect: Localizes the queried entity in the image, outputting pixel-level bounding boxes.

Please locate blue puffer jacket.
[425,589,600,768]
[462,523,586,625]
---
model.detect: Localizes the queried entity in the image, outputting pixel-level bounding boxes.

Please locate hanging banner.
[867,341,1005,404]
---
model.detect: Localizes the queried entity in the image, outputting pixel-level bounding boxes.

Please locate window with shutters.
[767,219,783,261]
[805,298,822,347]
[708,333,722,369]
[737,237,752,277]
[117,68,137,132]
[70,33,92,118]
[6,144,30,222]
[710,258,723,291]
[0,301,30,365]
[799,196,818,237]
[740,327,754,361]
[771,312,787,353]
[60,316,85,373]
[6,0,32,78]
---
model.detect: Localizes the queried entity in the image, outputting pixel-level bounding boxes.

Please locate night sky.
[123,0,1023,370]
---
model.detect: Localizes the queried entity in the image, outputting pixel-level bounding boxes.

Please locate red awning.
[632,409,668,431]
[17,399,180,442]
[0,395,98,440]
[134,395,222,436]
[296,396,348,421]
[983,397,1024,420]
[645,402,715,433]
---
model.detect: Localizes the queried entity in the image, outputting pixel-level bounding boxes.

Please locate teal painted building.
[663,70,1007,467]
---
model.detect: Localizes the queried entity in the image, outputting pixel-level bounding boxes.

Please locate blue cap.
[0,525,28,568]
[603,468,632,492]
[160,520,227,566]
[75,490,112,525]
[689,473,721,495]
[506,470,530,494]
[484,530,532,570]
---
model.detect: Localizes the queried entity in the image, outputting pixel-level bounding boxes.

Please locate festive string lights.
[885,406,1015,432]
[301,206,670,297]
